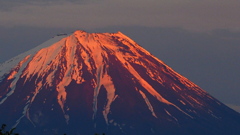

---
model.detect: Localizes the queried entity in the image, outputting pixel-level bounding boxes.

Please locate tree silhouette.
[0,124,19,135]
[0,124,106,135]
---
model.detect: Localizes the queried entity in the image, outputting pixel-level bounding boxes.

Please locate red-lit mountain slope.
[0,30,240,135]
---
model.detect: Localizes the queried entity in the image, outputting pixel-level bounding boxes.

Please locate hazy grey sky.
[0,1,240,112]
[0,0,240,31]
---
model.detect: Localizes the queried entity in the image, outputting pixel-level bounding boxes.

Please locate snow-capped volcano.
[0,30,240,135]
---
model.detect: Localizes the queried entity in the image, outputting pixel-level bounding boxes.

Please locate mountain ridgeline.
[0,30,240,135]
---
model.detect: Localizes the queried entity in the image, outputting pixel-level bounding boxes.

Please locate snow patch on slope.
[0,35,68,80]
[139,90,157,118]
[102,73,117,124]
[21,37,66,81]
[0,55,31,105]
[73,31,118,124]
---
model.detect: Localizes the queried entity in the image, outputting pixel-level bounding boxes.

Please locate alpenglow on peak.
[0,30,240,135]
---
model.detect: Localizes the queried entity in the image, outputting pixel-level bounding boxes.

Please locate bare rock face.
[0,30,240,135]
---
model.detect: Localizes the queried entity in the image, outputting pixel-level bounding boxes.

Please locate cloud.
[0,0,99,11]
[0,0,94,6]
[0,0,240,31]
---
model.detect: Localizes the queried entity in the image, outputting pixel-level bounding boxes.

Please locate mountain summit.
[0,30,240,135]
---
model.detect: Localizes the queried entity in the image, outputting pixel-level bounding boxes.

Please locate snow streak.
[139,90,158,118]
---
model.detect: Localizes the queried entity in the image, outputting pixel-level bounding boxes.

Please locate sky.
[0,0,240,112]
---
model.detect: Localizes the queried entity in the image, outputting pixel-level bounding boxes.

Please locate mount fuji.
[0,30,240,135]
